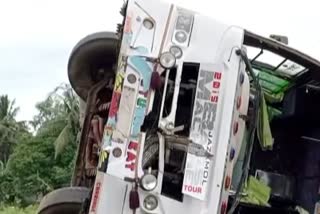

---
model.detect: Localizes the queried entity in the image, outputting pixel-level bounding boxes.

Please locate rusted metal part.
[85,113,108,177]
[71,79,113,187]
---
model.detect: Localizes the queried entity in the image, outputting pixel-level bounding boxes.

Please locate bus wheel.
[38,187,90,214]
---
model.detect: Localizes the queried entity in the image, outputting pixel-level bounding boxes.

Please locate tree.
[0,95,19,120]
[0,95,27,164]
[1,84,80,206]
[30,84,80,157]
[1,132,76,205]
[52,84,80,158]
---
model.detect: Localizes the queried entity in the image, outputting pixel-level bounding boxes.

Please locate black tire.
[142,135,189,168]
[142,136,160,168]
[37,187,90,214]
[68,32,119,101]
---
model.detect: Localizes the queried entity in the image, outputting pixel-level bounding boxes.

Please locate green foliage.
[0,95,19,120]
[0,95,29,164]
[0,83,80,207]
[32,83,80,157]
[0,204,38,214]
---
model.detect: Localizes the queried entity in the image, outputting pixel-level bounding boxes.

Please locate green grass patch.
[0,204,38,214]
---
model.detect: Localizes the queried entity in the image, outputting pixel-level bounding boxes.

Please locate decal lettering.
[184,67,223,199]
[184,185,202,193]
[192,70,222,133]
[137,97,147,108]
[109,92,121,118]
[202,102,216,130]
[125,141,139,171]
[202,131,213,185]
[210,71,222,103]
[128,141,138,151]
[125,162,136,171]
[192,101,203,133]
[126,151,136,162]
[210,95,218,103]
[129,56,152,92]
[197,69,214,100]
[91,182,101,212]
[138,90,149,97]
[195,100,204,114]
[212,81,220,89]
[131,107,145,137]
[214,72,222,80]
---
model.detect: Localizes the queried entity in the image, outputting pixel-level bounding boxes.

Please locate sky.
[0,0,319,122]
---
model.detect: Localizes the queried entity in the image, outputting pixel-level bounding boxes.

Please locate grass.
[0,205,38,214]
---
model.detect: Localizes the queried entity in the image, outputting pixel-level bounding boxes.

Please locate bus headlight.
[174,31,187,43]
[143,194,158,211]
[141,173,157,191]
[170,46,183,59]
[159,52,176,69]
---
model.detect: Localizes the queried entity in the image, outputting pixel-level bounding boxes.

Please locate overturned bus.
[38,0,320,213]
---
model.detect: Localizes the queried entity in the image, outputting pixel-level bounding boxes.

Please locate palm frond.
[54,125,71,159]
[0,95,19,120]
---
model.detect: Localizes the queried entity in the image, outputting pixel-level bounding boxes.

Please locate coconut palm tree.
[52,84,80,158]
[31,84,80,158]
[0,95,21,163]
[0,95,19,121]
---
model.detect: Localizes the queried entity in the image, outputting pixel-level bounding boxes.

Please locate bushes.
[0,134,76,206]
[0,85,79,207]
[0,204,38,214]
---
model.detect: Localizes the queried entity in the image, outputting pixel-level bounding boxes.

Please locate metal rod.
[250,48,263,63]
[301,136,320,143]
[273,58,287,71]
